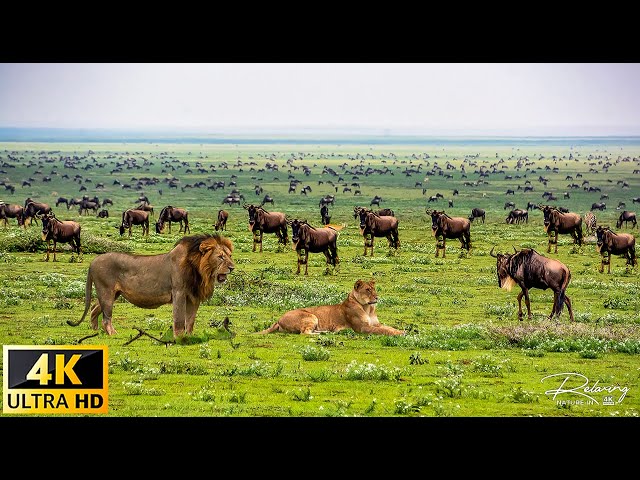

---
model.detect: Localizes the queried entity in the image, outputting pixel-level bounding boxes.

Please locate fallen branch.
[123,327,176,346]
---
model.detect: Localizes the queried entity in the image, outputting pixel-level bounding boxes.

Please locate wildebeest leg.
[564,295,574,322]
[442,237,446,258]
[45,240,51,261]
[168,222,172,234]
[52,240,58,262]
[516,290,525,320]
[554,232,559,253]
[296,249,302,274]
[549,293,558,321]
[304,250,310,275]
[185,298,200,334]
[323,250,331,274]
[259,231,263,253]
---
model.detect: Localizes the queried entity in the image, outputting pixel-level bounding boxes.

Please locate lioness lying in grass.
[258,279,405,335]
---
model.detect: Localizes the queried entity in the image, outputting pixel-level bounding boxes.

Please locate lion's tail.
[68,269,93,327]
[255,322,281,334]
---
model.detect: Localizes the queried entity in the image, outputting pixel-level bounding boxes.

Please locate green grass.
[0,140,639,417]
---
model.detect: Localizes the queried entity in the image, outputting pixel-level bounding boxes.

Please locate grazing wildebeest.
[222,194,242,206]
[427,209,471,258]
[617,201,626,210]
[490,247,574,322]
[119,209,150,237]
[616,211,637,229]
[261,195,275,206]
[353,206,395,220]
[370,195,382,207]
[102,198,114,207]
[214,209,229,231]
[583,211,597,235]
[595,226,637,273]
[358,209,399,256]
[505,209,528,224]
[468,208,486,223]
[97,209,109,218]
[79,199,100,215]
[526,202,538,211]
[56,197,70,208]
[0,202,25,228]
[39,212,82,262]
[320,204,331,225]
[243,204,288,253]
[504,201,516,210]
[505,189,515,195]
[288,219,340,275]
[591,202,606,211]
[23,200,51,226]
[540,205,583,253]
[135,202,155,217]
[156,206,190,234]
[633,197,640,204]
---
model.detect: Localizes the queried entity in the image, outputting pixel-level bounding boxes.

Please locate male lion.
[258,279,404,335]
[68,233,234,337]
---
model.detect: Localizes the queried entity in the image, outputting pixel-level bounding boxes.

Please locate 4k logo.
[3,345,108,414]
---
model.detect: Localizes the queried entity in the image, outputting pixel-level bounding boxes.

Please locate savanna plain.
[1,140,639,417]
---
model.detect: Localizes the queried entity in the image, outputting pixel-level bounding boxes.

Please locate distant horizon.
[1,64,639,137]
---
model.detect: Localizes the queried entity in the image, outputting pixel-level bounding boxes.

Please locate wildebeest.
[490,247,574,322]
[214,209,229,231]
[97,209,109,218]
[319,195,335,207]
[505,209,528,224]
[79,199,100,215]
[135,202,155,217]
[40,212,82,262]
[468,208,486,223]
[353,206,395,220]
[55,197,69,208]
[288,219,340,275]
[358,209,399,256]
[591,202,606,211]
[540,205,583,253]
[427,210,471,257]
[526,202,538,211]
[370,195,383,207]
[616,211,637,229]
[156,206,190,234]
[0,202,24,228]
[261,195,275,206]
[23,200,51,226]
[243,204,288,252]
[119,209,150,237]
[504,201,515,210]
[222,194,242,206]
[595,226,637,273]
[320,204,331,225]
[633,197,640,204]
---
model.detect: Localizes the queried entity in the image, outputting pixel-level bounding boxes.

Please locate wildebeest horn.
[513,246,518,253]
[242,204,249,209]
[489,246,497,258]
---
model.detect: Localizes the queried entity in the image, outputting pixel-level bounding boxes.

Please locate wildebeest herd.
[0,144,638,332]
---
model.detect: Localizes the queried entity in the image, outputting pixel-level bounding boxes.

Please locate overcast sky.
[0,63,638,136]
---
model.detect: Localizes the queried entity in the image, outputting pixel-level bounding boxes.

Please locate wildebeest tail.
[256,322,281,334]
[67,269,93,327]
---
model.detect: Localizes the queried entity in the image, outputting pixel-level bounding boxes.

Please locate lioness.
[258,279,404,335]
[68,233,234,337]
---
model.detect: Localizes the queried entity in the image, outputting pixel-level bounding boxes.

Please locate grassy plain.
[1,140,639,417]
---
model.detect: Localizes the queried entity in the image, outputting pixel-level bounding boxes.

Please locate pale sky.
[1,63,639,136]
